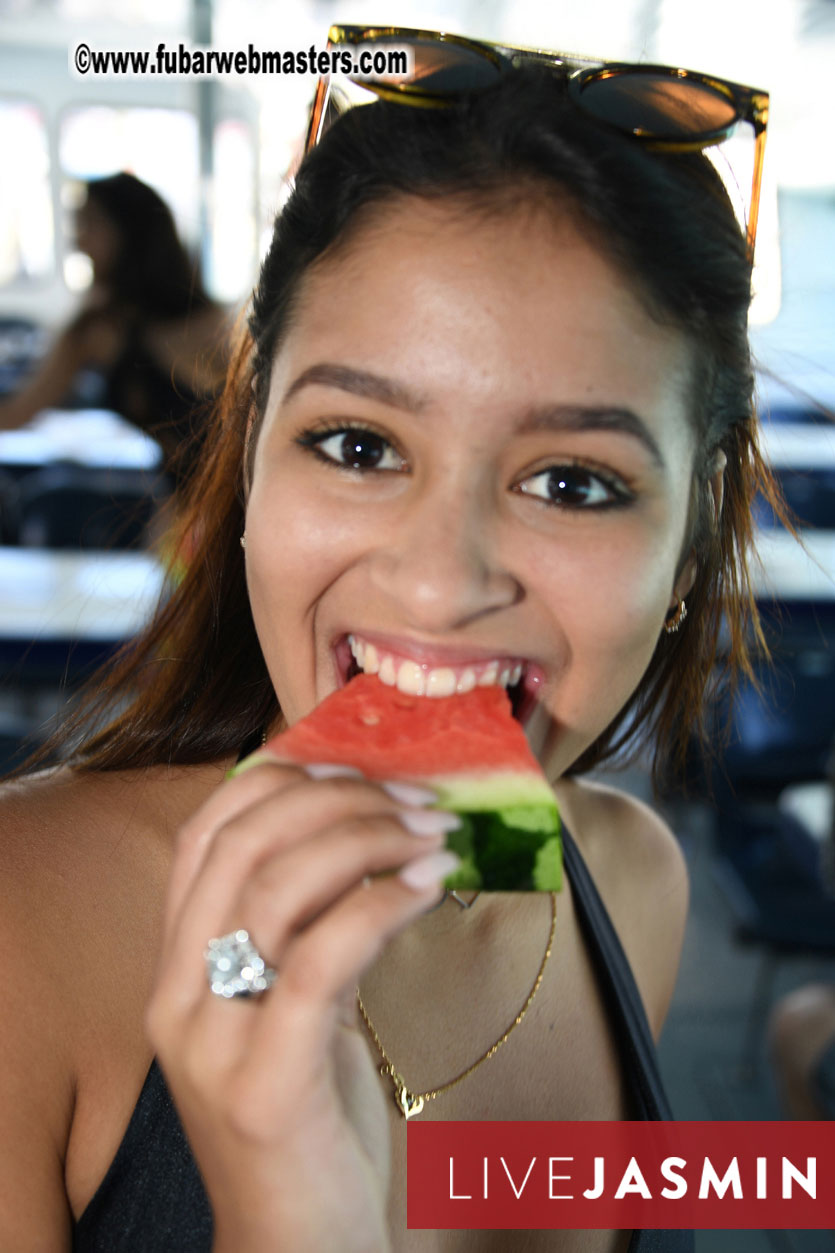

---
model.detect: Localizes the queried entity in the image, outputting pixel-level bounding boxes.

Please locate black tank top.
[72,827,694,1252]
[97,319,211,489]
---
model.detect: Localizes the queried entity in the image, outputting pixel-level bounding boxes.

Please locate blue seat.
[0,317,47,397]
[755,467,835,531]
[17,464,156,550]
[0,714,44,776]
[703,616,835,1074]
[717,646,835,794]
[0,468,19,544]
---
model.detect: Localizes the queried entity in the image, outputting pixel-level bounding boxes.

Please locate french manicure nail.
[399,850,462,891]
[381,780,438,806]
[397,808,461,837]
[304,763,364,780]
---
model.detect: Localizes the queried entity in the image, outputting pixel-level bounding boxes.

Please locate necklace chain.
[356,891,558,1119]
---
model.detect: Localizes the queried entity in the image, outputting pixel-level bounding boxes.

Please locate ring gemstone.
[204,928,277,998]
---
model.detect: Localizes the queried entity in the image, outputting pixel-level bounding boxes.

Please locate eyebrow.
[282,362,666,469]
[282,363,428,413]
[517,404,666,469]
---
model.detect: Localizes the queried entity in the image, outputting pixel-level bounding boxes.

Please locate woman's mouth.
[334,633,543,725]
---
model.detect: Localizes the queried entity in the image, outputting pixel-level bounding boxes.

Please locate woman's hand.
[145,758,460,1253]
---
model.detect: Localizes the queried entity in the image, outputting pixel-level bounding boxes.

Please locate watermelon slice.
[261,674,561,892]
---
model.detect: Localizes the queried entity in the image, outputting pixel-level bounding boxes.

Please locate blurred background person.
[770,983,835,1119]
[0,172,230,493]
[769,747,835,1121]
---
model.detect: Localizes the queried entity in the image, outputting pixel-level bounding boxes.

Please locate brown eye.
[518,464,629,509]
[336,430,387,469]
[308,427,406,472]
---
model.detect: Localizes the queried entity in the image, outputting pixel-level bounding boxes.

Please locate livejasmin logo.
[448,1154,816,1202]
[407,1122,832,1230]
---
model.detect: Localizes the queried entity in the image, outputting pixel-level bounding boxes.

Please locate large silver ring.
[204,928,277,998]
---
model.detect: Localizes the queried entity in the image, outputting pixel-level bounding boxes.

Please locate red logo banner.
[407,1121,835,1229]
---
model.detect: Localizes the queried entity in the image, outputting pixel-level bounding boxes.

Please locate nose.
[366,480,522,632]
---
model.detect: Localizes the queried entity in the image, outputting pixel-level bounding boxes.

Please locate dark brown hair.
[82,172,212,318]
[44,66,783,786]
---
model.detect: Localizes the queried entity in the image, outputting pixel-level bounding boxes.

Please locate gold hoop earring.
[239,534,247,549]
[663,599,687,634]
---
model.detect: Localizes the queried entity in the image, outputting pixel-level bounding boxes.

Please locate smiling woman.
[0,43,784,1253]
[246,196,698,780]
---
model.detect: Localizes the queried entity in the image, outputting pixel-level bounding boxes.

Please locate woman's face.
[73,197,122,281]
[246,196,701,776]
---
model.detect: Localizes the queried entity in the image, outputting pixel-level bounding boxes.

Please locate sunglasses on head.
[306,24,769,257]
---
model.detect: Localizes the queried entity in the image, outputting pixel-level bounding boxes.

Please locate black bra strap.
[562,824,674,1121]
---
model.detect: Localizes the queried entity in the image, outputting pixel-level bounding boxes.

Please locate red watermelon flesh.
[262,674,561,892]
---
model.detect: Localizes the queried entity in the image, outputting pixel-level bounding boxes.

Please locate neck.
[356,891,555,1098]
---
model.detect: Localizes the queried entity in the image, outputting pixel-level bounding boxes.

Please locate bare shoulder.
[151,302,232,383]
[0,760,227,965]
[553,776,689,1040]
[0,763,223,1246]
[0,763,205,891]
[0,767,158,1246]
[0,763,204,1044]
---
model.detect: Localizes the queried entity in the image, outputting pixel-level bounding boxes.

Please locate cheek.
[534,523,678,723]
[244,474,372,633]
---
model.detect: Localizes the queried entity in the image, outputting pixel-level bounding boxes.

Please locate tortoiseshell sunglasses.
[305,24,769,257]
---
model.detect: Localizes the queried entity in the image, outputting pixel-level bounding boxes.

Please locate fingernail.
[304,763,363,780]
[381,780,438,806]
[399,850,461,891]
[397,808,461,838]
[226,750,278,780]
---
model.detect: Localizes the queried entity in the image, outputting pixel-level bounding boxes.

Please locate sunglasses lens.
[574,70,738,140]
[354,35,503,95]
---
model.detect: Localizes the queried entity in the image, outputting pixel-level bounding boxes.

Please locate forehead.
[267,195,695,458]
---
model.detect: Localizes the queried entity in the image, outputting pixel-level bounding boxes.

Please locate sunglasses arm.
[305,75,332,153]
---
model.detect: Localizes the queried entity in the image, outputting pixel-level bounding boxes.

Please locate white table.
[0,408,162,473]
[0,546,165,647]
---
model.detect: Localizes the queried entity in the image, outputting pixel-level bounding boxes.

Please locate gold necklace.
[356,892,558,1119]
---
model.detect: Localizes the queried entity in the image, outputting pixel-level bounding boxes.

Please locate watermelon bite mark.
[265,673,561,892]
[340,649,536,725]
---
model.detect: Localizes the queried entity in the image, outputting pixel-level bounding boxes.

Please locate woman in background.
[0,172,229,490]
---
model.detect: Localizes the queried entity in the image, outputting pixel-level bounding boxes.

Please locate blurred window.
[210,116,257,303]
[0,99,54,286]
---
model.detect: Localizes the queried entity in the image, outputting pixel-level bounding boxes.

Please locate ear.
[670,448,727,606]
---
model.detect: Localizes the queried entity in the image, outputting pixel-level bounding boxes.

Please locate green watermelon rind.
[532,836,562,892]
[440,808,562,893]
[429,771,557,813]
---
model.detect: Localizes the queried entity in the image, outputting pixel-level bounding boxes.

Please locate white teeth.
[426,667,457,698]
[378,656,397,686]
[396,660,426,696]
[348,634,365,667]
[456,668,477,694]
[345,636,526,698]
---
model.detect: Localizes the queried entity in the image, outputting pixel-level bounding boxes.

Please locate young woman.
[0,34,776,1252]
[0,172,229,490]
